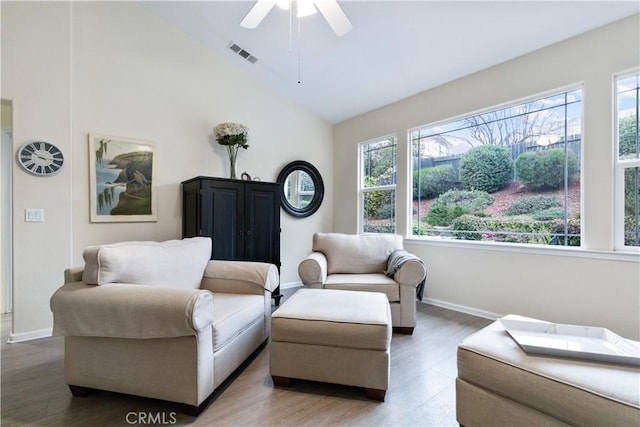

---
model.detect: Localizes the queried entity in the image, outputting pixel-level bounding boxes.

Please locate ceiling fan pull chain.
[297,14,302,84]
[289,3,293,51]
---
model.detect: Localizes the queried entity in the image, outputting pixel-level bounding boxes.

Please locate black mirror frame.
[276,160,324,218]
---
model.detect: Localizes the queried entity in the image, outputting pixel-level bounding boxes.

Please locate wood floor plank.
[1,289,493,426]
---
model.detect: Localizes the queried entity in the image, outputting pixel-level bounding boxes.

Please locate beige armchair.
[298,233,426,334]
[50,237,278,415]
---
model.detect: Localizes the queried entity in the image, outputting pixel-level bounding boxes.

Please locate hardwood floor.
[1,288,492,426]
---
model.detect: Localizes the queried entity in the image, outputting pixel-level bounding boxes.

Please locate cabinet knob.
[246,230,251,236]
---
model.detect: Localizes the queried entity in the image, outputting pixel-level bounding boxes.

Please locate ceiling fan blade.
[240,0,277,29]
[313,0,353,36]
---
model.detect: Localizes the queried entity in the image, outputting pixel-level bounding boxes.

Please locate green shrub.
[624,167,639,216]
[363,223,395,233]
[505,195,561,216]
[515,148,578,190]
[434,189,495,211]
[450,215,484,240]
[532,207,565,221]
[363,177,393,219]
[413,164,457,199]
[426,204,466,226]
[415,214,577,245]
[459,145,513,193]
[549,219,581,246]
[624,215,639,246]
[482,218,557,245]
[619,115,638,158]
[426,189,494,226]
[374,203,395,220]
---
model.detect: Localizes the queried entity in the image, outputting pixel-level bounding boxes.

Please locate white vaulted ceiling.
[140,1,639,124]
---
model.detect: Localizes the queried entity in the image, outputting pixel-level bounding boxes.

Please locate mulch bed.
[413,179,580,220]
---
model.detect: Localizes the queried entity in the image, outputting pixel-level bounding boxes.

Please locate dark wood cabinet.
[182,177,282,304]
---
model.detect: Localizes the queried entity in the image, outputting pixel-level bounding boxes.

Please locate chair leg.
[364,388,386,401]
[393,326,414,335]
[68,384,90,397]
[271,376,292,387]
[181,395,211,417]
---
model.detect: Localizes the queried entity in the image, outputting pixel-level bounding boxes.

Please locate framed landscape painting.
[89,134,157,222]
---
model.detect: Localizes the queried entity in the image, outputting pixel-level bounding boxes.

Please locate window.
[283,170,314,209]
[360,136,397,233]
[411,89,582,245]
[615,72,639,249]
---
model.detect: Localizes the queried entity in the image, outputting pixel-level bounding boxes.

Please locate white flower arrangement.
[213,122,249,179]
[214,122,249,148]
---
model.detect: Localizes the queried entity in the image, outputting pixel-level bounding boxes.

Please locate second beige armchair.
[298,233,426,334]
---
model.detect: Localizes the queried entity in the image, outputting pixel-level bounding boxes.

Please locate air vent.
[228,42,258,64]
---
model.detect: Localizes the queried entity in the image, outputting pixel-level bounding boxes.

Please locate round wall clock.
[17,141,65,176]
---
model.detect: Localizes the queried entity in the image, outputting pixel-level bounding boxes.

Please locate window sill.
[404,237,640,263]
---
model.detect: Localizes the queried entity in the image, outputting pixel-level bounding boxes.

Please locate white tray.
[499,318,640,366]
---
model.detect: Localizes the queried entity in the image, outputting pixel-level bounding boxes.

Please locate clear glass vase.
[228,146,238,180]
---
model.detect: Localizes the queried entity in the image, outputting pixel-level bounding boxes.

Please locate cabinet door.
[244,183,280,266]
[201,180,244,260]
[182,185,201,238]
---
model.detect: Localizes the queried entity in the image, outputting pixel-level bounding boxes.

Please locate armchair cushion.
[212,293,265,351]
[50,282,214,339]
[324,274,400,301]
[312,233,403,274]
[82,237,211,289]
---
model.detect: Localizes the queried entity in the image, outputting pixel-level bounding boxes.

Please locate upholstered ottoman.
[456,315,640,426]
[270,288,392,400]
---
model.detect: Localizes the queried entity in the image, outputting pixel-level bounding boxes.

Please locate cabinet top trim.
[181,176,278,186]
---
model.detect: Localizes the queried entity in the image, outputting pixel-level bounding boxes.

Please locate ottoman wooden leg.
[364,388,386,401]
[272,376,292,387]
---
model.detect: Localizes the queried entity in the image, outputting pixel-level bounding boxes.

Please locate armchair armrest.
[384,250,426,287]
[298,252,328,288]
[200,260,279,295]
[50,281,214,339]
[394,259,426,287]
[64,267,84,284]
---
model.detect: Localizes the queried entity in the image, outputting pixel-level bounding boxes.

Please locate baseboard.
[422,297,502,321]
[279,281,302,290]
[7,327,52,343]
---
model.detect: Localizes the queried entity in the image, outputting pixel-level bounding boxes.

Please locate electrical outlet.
[25,208,44,222]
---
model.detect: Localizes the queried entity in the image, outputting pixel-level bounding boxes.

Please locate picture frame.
[88,133,157,223]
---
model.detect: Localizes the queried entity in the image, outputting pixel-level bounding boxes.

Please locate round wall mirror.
[277,160,324,218]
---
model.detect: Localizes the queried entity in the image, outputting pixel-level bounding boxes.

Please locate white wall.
[334,15,640,339]
[2,1,74,340]
[2,1,333,340]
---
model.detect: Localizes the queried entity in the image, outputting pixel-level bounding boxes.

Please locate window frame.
[408,84,584,246]
[614,70,640,252]
[358,134,397,234]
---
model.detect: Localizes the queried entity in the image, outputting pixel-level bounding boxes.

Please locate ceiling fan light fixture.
[296,0,317,18]
[241,0,352,36]
[276,0,290,10]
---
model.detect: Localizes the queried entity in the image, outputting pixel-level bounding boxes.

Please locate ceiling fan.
[240,0,353,37]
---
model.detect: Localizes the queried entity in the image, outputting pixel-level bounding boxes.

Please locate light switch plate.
[25,208,44,222]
